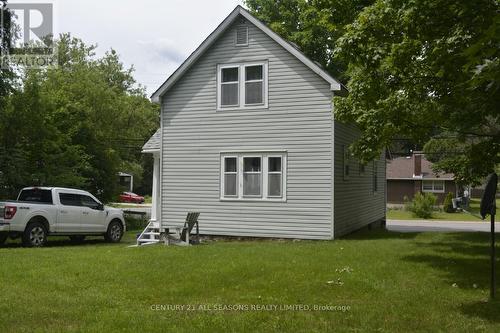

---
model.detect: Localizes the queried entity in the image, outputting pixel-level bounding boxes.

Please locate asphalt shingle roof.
[387,154,454,180]
[142,129,160,152]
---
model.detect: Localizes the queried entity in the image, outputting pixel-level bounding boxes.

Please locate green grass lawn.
[387,198,499,221]
[1,230,499,332]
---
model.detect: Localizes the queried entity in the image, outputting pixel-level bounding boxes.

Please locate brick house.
[387,152,457,204]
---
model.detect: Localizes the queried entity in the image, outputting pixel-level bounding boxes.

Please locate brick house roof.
[387,154,454,180]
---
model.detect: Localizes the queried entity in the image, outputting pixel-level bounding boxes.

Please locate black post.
[492,213,496,299]
[480,173,497,300]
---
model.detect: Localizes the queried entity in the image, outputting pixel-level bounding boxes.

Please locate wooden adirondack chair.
[164,212,200,246]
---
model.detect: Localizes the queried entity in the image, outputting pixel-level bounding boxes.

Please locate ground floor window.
[220,152,287,201]
[422,180,445,193]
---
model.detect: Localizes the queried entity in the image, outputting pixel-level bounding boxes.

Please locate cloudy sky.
[40,0,245,96]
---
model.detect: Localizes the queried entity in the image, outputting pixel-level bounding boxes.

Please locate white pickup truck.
[0,187,126,247]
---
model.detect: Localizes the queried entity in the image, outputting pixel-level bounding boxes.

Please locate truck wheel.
[105,220,123,243]
[69,235,86,243]
[22,222,47,247]
[0,232,8,246]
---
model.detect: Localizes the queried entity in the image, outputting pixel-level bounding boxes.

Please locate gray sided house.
[141,6,386,241]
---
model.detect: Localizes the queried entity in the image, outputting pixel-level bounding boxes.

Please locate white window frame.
[223,156,238,198]
[220,151,287,202]
[217,61,268,111]
[422,180,445,193]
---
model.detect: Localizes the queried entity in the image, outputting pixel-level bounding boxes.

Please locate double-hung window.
[220,67,239,107]
[267,157,282,197]
[217,62,268,110]
[220,152,286,201]
[223,156,238,197]
[243,157,262,197]
[422,180,445,193]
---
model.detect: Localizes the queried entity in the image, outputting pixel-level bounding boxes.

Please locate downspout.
[331,94,335,240]
[159,98,164,227]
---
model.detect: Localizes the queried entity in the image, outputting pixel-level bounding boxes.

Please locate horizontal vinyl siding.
[333,122,386,238]
[160,16,333,239]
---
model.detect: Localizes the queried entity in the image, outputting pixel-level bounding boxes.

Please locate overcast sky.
[48,0,243,96]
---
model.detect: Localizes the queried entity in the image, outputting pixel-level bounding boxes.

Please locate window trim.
[217,61,268,111]
[373,160,378,194]
[422,180,445,193]
[220,152,287,202]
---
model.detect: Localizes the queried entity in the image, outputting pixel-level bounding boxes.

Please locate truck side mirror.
[97,203,104,211]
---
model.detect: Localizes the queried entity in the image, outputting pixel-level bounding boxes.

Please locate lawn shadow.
[2,236,135,248]
[460,299,500,323]
[402,232,497,289]
[343,227,420,241]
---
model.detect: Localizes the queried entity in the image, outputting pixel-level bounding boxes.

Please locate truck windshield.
[18,189,53,204]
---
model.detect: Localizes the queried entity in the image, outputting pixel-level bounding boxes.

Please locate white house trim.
[150,5,345,103]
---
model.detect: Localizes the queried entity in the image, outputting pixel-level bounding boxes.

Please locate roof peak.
[151,5,346,102]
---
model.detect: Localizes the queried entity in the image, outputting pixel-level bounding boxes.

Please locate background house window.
[245,65,263,104]
[221,67,239,106]
[217,62,268,110]
[268,156,282,197]
[224,157,238,197]
[220,152,286,201]
[422,180,445,193]
[243,157,262,196]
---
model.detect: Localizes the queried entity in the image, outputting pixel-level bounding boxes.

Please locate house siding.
[160,16,334,239]
[333,122,386,237]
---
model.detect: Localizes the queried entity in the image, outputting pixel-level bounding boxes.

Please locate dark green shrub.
[443,192,455,213]
[124,214,149,231]
[406,192,437,219]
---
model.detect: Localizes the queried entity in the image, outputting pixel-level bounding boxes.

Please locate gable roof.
[151,5,346,103]
[142,129,161,152]
[387,154,455,180]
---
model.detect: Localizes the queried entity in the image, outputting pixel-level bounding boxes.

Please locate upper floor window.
[217,62,268,110]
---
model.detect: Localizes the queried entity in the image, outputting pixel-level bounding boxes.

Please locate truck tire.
[22,222,47,247]
[69,235,86,243]
[0,232,8,246]
[105,220,123,243]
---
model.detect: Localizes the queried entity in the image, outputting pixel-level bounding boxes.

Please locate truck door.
[79,195,107,232]
[57,193,84,233]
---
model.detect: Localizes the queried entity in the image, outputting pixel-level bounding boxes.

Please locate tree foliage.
[0,35,159,201]
[334,0,499,183]
[0,0,16,99]
[247,0,499,184]
[245,0,374,81]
